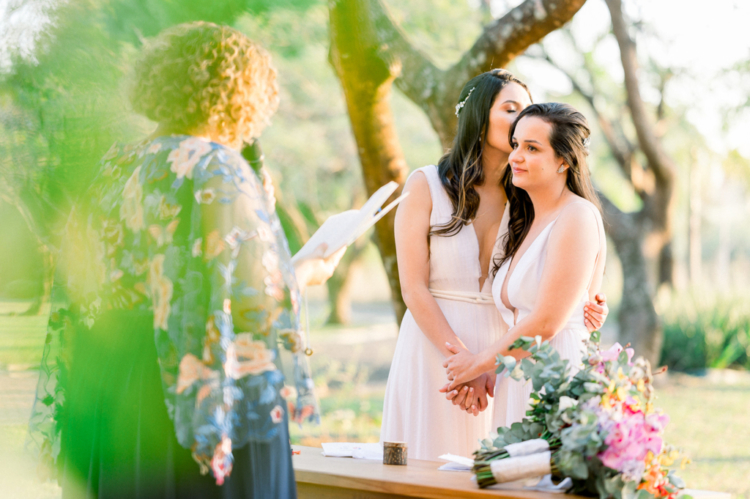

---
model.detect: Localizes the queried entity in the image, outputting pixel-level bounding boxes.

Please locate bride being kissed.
[380,69,609,460]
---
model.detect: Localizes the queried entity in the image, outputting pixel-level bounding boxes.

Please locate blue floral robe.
[29,135,317,483]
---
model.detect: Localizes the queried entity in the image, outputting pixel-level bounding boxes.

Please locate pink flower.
[646,412,669,433]
[270,405,284,424]
[211,436,233,485]
[280,385,297,399]
[600,343,622,362]
[600,343,634,365]
[599,408,667,474]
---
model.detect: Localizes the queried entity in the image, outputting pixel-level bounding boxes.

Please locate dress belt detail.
[429,288,495,305]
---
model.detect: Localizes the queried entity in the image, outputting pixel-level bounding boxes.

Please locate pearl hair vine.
[455,87,476,117]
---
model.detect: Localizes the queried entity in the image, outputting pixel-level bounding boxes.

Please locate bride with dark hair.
[443,102,608,429]
[29,21,343,499]
[380,70,609,460]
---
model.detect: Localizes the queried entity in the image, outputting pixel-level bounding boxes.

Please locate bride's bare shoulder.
[550,198,603,254]
[398,168,433,213]
[557,197,602,227]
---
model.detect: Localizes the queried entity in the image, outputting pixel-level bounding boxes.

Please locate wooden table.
[292,446,731,499]
[291,445,580,499]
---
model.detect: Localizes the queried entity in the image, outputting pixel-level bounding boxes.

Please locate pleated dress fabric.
[380,165,510,461]
[58,309,296,499]
[491,203,603,430]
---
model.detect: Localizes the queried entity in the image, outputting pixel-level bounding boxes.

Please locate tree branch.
[605,0,676,188]
[534,44,649,201]
[453,0,588,78]
[538,50,647,191]
[347,0,590,146]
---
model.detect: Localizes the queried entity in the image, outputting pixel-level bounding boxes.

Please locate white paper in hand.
[291,181,407,264]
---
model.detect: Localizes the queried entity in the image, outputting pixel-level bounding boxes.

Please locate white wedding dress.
[491,201,604,429]
[380,165,510,460]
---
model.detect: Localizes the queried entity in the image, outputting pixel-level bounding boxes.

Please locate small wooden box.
[383,441,407,465]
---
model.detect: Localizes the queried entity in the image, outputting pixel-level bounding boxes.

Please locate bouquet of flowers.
[473,332,689,499]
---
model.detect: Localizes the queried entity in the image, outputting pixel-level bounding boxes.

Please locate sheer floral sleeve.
[152,143,318,483]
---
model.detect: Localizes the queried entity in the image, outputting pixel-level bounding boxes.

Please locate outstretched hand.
[584,293,608,332]
[442,342,486,391]
[293,243,346,290]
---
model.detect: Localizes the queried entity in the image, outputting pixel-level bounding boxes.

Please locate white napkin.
[437,454,474,472]
[321,442,383,460]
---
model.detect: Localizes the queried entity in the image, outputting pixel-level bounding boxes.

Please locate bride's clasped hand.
[437,366,495,416]
[442,342,495,390]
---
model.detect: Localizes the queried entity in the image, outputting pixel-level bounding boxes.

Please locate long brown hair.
[493,102,601,273]
[431,69,531,237]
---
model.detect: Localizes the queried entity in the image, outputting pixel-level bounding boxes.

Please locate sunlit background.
[1,0,749,497]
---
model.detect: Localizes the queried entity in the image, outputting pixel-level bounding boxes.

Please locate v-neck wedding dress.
[380,164,510,460]
[490,201,604,430]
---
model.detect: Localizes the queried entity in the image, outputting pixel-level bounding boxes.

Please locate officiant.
[29,21,345,499]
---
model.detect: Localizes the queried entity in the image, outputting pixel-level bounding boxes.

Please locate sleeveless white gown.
[491,202,604,429]
[380,165,510,460]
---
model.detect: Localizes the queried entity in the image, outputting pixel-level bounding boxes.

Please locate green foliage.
[659,290,750,371]
[0,0,329,247]
[388,0,483,69]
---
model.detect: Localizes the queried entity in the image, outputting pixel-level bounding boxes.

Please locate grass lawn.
[0,301,747,498]
[656,372,750,498]
[0,301,49,369]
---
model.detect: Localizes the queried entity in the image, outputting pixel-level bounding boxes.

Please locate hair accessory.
[557,165,566,174]
[455,87,476,117]
[583,137,591,154]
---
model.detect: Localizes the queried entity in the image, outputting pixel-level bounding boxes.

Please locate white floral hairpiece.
[455,87,476,117]
[583,137,591,154]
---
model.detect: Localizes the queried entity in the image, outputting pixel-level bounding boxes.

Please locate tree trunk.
[657,242,674,289]
[616,231,662,366]
[329,0,410,324]
[21,243,55,316]
[604,0,677,355]
[688,156,702,285]
[326,269,354,325]
[600,198,661,365]
[0,185,58,316]
[326,243,367,325]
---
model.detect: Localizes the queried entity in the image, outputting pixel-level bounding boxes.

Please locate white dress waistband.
[429,288,495,305]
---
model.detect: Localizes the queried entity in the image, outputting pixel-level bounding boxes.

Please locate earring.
[557,165,566,173]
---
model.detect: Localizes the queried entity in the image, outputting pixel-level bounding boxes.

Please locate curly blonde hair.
[131,22,279,149]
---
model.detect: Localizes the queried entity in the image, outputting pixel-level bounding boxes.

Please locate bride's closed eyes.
[500,99,522,114]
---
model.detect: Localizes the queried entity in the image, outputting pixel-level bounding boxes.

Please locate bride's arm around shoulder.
[532,199,606,340]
